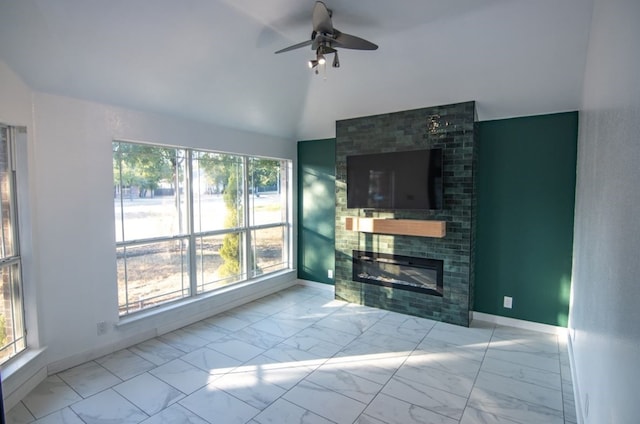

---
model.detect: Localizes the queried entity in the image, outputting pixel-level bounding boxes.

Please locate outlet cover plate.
[97,321,108,335]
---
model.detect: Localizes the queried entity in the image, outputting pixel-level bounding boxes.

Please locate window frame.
[0,124,27,365]
[113,140,292,316]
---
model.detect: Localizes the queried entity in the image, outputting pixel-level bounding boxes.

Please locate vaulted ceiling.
[0,0,593,140]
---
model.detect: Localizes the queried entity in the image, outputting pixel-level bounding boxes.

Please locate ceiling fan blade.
[312,1,333,34]
[275,39,313,54]
[333,30,378,50]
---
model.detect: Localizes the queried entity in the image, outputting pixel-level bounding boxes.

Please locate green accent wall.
[296,112,578,325]
[475,112,578,326]
[297,138,336,284]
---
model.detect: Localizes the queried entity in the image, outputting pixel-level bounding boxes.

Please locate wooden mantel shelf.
[344,217,446,238]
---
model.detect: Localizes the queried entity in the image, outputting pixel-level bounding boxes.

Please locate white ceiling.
[0,0,593,140]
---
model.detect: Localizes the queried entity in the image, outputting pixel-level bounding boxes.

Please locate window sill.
[116,269,296,331]
[1,347,48,410]
[1,348,46,379]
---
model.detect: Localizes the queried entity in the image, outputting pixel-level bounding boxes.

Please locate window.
[0,125,26,364]
[113,141,291,316]
[191,152,246,293]
[247,157,290,276]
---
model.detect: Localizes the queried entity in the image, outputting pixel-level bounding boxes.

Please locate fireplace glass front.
[352,250,444,296]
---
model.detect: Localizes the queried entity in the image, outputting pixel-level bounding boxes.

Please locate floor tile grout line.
[557,332,569,423]
[56,360,116,396]
[557,332,577,424]
[343,317,452,424]
[208,292,344,423]
[265,301,379,423]
[23,372,86,421]
[482,349,563,375]
[477,366,564,393]
[463,325,568,422]
[230,294,346,424]
[458,322,496,422]
[274,308,382,423]
[31,381,152,423]
[245,299,394,424]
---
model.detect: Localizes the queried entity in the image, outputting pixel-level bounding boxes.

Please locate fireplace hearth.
[352,250,443,297]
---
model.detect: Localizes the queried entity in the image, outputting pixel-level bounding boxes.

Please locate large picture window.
[0,125,26,364]
[113,141,291,316]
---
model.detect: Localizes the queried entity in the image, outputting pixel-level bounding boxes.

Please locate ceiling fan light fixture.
[275,2,377,73]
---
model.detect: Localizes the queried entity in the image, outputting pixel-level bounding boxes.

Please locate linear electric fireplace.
[352,250,444,297]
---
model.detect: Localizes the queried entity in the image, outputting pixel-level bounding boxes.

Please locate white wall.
[0,62,32,124]
[570,0,640,423]
[30,91,297,362]
[0,62,48,401]
[0,60,298,405]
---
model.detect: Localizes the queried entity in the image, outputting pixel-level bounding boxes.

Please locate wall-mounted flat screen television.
[346,148,443,210]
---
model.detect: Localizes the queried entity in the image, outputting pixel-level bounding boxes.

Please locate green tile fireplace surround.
[297,109,577,327]
[334,101,477,327]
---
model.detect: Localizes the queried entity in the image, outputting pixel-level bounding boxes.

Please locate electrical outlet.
[97,321,108,336]
[328,269,333,279]
[503,296,513,309]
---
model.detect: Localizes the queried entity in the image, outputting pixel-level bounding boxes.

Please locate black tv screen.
[346,148,443,210]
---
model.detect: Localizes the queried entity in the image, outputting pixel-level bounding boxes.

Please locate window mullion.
[186,149,197,297]
[282,161,290,268]
[242,156,251,279]
[116,143,127,245]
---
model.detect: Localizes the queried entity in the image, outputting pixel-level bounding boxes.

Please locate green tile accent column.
[335,102,477,326]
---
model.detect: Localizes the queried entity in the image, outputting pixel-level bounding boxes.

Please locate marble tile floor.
[6,283,577,424]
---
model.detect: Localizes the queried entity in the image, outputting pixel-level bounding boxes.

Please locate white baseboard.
[566,332,584,424]
[296,279,335,292]
[46,329,158,376]
[471,311,568,337]
[49,271,298,375]
[291,286,567,338]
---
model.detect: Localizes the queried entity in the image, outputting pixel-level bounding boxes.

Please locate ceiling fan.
[275,1,378,72]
